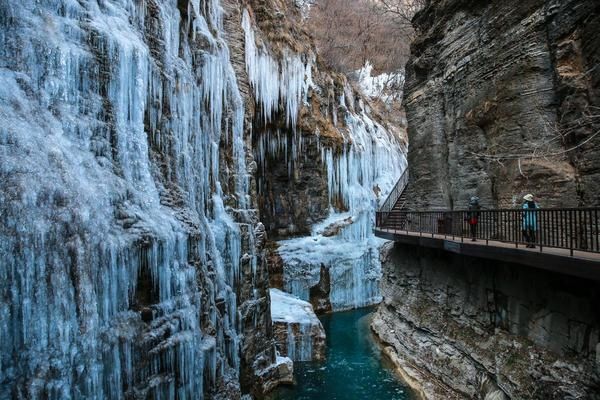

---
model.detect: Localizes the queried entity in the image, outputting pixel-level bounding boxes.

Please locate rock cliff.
[403,0,600,210]
[373,0,600,398]
[372,242,600,399]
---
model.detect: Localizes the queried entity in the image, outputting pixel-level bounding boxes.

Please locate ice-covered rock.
[253,355,294,393]
[0,0,264,398]
[356,61,404,104]
[242,7,407,312]
[269,289,326,361]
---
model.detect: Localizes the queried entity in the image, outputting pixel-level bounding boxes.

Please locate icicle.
[0,0,254,398]
[277,80,407,311]
[242,9,313,128]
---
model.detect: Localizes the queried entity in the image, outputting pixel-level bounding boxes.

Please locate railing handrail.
[381,207,600,213]
[379,168,409,212]
[375,207,600,255]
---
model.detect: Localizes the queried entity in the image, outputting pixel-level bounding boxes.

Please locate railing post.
[486,210,489,245]
[460,211,465,243]
[539,209,543,253]
[515,210,519,248]
[570,209,574,256]
[590,210,600,251]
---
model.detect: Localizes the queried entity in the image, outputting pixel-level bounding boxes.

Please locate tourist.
[467,196,481,241]
[522,194,539,248]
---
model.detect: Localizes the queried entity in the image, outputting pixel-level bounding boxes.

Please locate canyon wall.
[372,242,600,399]
[403,0,600,210]
[374,0,600,398]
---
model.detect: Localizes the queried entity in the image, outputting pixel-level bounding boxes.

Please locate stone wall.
[372,242,600,399]
[404,0,600,210]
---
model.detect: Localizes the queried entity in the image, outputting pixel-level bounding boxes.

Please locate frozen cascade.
[0,0,255,399]
[242,8,406,311]
[278,100,407,310]
[356,61,405,104]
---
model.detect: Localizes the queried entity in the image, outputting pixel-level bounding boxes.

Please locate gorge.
[1,0,599,399]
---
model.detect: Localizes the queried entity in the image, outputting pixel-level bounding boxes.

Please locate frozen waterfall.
[0,0,253,398]
[242,8,407,312]
[279,105,407,310]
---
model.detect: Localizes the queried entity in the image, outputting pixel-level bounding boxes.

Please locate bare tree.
[306,0,414,74]
[377,0,427,39]
[465,105,600,169]
[378,0,427,24]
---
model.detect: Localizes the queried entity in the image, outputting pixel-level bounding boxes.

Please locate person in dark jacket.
[522,194,539,248]
[467,196,481,241]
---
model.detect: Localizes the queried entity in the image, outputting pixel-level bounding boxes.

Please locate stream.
[269,307,414,400]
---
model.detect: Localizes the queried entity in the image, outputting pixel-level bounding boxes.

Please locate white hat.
[523,194,534,201]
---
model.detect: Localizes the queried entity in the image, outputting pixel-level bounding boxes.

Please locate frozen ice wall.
[0,0,255,398]
[269,289,325,362]
[279,103,407,310]
[242,10,407,311]
[356,61,405,104]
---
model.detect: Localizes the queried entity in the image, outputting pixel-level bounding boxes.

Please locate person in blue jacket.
[522,194,539,248]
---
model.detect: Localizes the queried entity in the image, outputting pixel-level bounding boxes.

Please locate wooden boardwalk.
[374,228,600,282]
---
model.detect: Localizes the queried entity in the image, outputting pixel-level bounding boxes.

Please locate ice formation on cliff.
[279,103,407,310]
[269,289,324,361]
[356,61,405,104]
[0,0,254,398]
[241,8,407,311]
[242,9,314,128]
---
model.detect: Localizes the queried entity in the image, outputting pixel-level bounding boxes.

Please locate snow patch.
[270,288,320,325]
[356,61,405,104]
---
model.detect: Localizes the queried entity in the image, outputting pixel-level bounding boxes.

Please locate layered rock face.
[404,0,600,210]
[372,242,600,399]
[374,1,600,397]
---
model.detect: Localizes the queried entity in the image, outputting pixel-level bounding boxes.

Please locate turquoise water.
[269,307,413,400]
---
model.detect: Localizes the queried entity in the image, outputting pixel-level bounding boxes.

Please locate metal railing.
[375,208,600,255]
[379,168,409,213]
